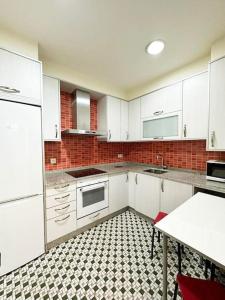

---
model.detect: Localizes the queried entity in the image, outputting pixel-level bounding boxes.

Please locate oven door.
[77,181,109,219]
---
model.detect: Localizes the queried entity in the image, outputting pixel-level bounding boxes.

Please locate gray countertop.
[45,162,225,194]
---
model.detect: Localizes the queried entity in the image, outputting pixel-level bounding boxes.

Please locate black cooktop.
[66,168,106,178]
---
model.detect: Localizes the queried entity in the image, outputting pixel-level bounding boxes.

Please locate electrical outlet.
[118,153,123,158]
[50,158,57,165]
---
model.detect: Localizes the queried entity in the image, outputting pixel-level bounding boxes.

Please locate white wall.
[0,27,38,59]
[211,36,225,61]
[126,55,210,100]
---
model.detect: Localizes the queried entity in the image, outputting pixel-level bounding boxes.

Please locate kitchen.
[1,1,225,299]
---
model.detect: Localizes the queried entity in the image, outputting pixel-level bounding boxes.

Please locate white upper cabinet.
[141,82,182,119]
[42,75,61,141]
[120,100,129,141]
[160,179,193,213]
[97,96,128,141]
[208,57,225,150]
[128,98,141,141]
[182,72,209,139]
[0,48,42,105]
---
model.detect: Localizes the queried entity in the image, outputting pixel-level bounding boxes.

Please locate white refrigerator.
[0,99,45,276]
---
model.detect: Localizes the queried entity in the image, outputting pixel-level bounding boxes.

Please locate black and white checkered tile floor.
[0,210,224,299]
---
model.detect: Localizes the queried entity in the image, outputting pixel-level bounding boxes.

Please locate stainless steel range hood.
[62,90,105,136]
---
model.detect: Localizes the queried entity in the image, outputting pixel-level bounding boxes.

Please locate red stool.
[175,274,225,300]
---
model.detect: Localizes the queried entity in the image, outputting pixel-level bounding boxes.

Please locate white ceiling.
[1,0,225,94]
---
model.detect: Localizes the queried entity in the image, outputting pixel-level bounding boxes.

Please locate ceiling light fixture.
[146,40,165,55]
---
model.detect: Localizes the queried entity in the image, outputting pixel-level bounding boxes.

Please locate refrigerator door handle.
[1,194,40,204]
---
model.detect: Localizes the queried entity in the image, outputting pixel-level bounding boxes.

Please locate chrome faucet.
[156,154,167,169]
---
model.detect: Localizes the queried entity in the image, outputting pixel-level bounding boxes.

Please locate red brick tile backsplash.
[44,92,225,171]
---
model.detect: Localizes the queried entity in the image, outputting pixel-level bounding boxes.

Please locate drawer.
[77,208,109,229]
[46,190,76,208]
[47,211,76,243]
[46,181,77,197]
[46,201,76,220]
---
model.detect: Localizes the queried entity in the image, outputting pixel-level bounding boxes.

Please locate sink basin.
[144,168,168,174]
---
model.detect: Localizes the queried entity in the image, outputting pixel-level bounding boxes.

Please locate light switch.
[118,154,123,158]
[50,158,57,165]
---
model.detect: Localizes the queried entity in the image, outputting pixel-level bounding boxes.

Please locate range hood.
[62,90,105,136]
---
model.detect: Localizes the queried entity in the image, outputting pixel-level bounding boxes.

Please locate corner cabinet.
[42,75,61,141]
[128,98,141,141]
[182,72,209,140]
[0,48,42,105]
[160,179,193,213]
[109,173,129,214]
[208,57,225,150]
[97,96,128,141]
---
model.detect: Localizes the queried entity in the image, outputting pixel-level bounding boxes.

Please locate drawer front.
[46,182,76,197]
[46,201,76,220]
[47,211,76,243]
[77,208,109,229]
[46,190,76,208]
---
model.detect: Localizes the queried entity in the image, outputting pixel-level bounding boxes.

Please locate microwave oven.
[206,160,225,183]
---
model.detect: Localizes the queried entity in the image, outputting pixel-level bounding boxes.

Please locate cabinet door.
[121,100,129,141]
[42,76,61,141]
[0,195,44,276]
[160,179,193,213]
[135,174,160,219]
[107,96,121,141]
[109,173,129,214]
[0,48,41,105]
[208,58,225,150]
[183,72,208,139]
[141,82,182,118]
[128,98,141,141]
[128,172,136,209]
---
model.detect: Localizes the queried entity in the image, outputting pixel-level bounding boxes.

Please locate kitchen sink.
[144,168,168,174]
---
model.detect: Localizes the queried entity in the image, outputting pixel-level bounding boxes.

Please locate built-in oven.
[76,176,109,219]
[206,160,225,183]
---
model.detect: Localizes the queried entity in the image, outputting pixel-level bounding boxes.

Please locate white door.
[0,100,43,203]
[160,179,193,213]
[135,174,160,219]
[120,100,129,141]
[109,173,128,213]
[129,98,141,141]
[208,58,225,150]
[128,172,136,209]
[0,48,42,105]
[183,72,209,139]
[0,195,44,276]
[107,96,121,141]
[42,76,61,141]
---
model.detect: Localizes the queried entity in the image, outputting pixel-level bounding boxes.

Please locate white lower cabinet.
[77,208,109,229]
[160,179,193,213]
[129,172,161,219]
[47,211,77,243]
[109,173,129,214]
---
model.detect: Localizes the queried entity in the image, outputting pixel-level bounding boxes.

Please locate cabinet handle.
[153,137,163,140]
[126,174,129,182]
[210,131,215,148]
[135,174,138,184]
[184,124,187,138]
[89,212,100,219]
[55,124,58,138]
[0,85,20,94]
[54,204,70,212]
[54,193,70,201]
[108,130,111,140]
[54,184,70,190]
[153,110,163,116]
[161,180,164,192]
[126,131,129,140]
[55,214,70,223]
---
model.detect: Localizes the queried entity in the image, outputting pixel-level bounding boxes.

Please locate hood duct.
[62,90,105,136]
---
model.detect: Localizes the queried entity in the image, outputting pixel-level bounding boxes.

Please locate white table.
[155,192,225,300]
